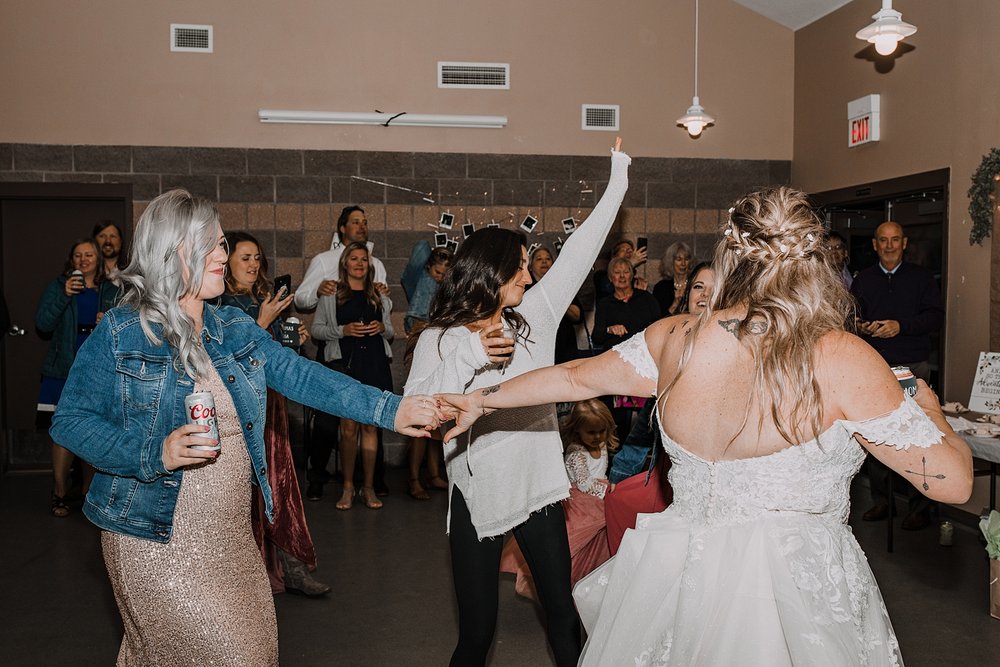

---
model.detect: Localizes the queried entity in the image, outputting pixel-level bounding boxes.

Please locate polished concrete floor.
[2,467,999,666]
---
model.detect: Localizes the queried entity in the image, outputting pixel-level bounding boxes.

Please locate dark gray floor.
[2,468,999,666]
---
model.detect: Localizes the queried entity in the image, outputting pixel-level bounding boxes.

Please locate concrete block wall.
[1,143,790,463]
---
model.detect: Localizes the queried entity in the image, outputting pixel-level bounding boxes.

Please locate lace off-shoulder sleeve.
[612,331,658,383]
[842,394,944,450]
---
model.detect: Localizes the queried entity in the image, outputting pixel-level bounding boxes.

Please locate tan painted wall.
[794,0,1000,402]
[0,0,792,158]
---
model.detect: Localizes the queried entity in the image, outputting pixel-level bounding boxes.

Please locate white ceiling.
[733,0,854,31]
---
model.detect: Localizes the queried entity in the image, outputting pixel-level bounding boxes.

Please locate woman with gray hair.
[49,189,442,665]
[652,241,692,315]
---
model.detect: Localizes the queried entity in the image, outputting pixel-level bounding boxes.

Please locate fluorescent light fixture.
[257,110,507,129]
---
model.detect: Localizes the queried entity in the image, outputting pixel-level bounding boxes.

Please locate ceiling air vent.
[171,24,213,53]
[582,105,620,131]
[438,62,509,89]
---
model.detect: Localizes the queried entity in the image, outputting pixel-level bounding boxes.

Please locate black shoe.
[862,503,889,521]
[374,479,390,497]
[306,480,324,501]
[901,512,930,531]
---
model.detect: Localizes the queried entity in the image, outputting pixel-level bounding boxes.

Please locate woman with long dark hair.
[404,140,630,666]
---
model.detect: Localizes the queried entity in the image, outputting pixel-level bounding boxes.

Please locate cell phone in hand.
[273,274,292,298]
[637,237,648,251]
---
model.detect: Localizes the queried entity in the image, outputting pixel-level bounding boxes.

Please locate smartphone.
[637,237,648,252]
[273,274,292,298]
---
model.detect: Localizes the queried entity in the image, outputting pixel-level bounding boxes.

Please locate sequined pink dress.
[101,366,278,666]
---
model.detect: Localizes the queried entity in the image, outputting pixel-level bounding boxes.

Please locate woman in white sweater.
[404,140,629,666]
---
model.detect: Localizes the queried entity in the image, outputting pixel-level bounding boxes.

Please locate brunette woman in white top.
[404,139,629,666]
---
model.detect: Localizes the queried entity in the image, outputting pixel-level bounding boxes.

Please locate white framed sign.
[969,352,1000,414]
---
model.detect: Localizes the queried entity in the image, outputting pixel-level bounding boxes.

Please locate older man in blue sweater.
[851,221,944,530]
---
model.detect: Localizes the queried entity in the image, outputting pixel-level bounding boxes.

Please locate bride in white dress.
[437,187,972,666]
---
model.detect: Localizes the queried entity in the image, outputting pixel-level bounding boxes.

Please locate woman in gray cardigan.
[312,241,394,510]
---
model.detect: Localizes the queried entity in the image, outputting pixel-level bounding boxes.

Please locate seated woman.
[312,242,395,510]
[438,187,972,666]
[501,398,618,599]
[221,231,329,597]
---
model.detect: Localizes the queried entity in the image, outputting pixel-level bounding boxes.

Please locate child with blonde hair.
[501,399,619,599]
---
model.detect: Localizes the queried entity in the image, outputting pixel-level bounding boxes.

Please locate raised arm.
[828,334,972,504]
[528,139,630,321]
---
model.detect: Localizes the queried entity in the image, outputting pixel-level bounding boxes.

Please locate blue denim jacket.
[50,303,401,543]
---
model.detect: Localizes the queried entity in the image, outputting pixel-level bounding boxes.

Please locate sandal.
[360,487,383,510]
[51,494,70,518]
[335,487,355,511]
[426,475,449,490]
[408,479,430,501]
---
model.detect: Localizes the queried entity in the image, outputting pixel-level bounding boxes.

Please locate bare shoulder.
[815,330,903,421]
[643,314,697,358]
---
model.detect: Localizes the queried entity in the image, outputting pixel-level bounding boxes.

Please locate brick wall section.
[1,142,790,398]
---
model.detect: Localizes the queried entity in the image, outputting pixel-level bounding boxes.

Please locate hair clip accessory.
[741,231,750,239]
[724,228,733,236]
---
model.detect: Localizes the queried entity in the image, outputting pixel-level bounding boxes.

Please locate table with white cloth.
[946,414,1000,510]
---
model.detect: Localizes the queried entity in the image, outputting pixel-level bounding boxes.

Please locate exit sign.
[848,94,880,148]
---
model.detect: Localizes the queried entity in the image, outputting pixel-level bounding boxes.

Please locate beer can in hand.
[892,366,918,398]
[185,391,220,451]
[279,317,300,349]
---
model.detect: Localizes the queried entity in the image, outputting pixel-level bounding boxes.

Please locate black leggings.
[448,488,581,667]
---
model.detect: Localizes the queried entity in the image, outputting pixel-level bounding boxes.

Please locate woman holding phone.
[49,189,441,664]
[221,231,329,597]
[404,139,629,666]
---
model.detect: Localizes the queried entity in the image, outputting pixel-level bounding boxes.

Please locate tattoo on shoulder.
[482,384,500,396]
[718,318,768,338]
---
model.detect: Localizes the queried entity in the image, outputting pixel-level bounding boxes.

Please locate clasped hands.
[857,319,900,338]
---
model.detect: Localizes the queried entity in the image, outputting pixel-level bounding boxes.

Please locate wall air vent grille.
[438,62,509,89]
[582,105,619,131]
[171,24,213,53]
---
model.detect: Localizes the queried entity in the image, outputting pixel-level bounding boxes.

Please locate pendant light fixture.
[677,0,714,137]
[855,0,917,56]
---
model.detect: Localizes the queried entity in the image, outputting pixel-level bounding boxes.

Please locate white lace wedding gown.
[574,334,943,666]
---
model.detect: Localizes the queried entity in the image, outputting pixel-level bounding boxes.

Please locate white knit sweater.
[404,149,631,539]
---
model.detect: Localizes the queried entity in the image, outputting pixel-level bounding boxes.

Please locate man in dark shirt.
[851,221,944,530]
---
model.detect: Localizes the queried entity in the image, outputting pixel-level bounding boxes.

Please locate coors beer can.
[185,391,220,451]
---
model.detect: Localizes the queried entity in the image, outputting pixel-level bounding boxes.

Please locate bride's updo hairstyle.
[670,187,854,445]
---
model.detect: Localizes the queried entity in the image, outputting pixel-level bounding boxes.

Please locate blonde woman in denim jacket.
[50,189,442,666]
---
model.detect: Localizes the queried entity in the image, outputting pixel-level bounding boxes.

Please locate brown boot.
[279,551,331,598]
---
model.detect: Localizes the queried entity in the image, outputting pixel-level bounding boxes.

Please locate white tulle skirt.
[574,508,902,666]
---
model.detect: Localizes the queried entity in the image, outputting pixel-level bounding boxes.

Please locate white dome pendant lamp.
[856,0,917,56]
[677,0,714,137]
